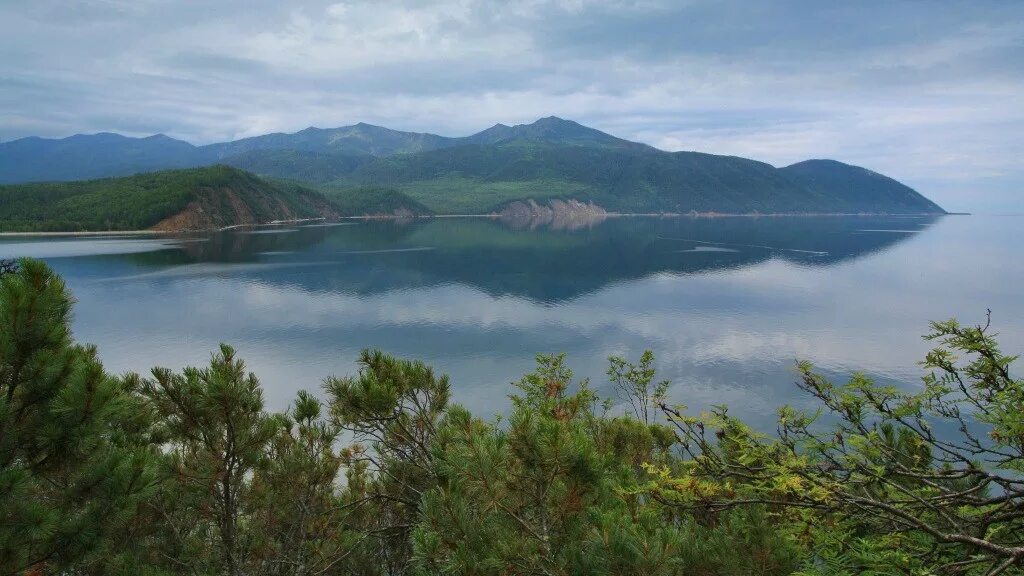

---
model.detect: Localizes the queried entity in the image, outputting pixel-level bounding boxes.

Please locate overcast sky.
[1,0,1021,211]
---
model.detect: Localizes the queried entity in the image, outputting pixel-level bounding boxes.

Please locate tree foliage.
[0,259,159,574]
[141,344,280,575]
[655,311,1024,575]
[325,350,451,574]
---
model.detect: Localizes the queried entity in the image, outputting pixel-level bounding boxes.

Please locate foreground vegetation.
[2,258,1021,575]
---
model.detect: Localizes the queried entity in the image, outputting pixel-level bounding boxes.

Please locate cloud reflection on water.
[4,215,1019,429]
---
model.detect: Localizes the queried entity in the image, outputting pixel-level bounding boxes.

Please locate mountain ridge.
[0,117,945,215]
[199,123,458,159]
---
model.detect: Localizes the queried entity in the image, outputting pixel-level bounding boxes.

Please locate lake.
[1,215,1019,428]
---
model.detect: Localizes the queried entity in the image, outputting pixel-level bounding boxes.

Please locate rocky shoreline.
[498,199,608,230]
[0,210,956,236]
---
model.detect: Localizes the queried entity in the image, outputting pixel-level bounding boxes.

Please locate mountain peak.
[532,115,575,125]
[526,116,584,132]
[68,132,127,141]
[465,116,641,149]
[345,122,400,134]
[786,159,846,169]
[143,133,186,143]
[352,122,393,130]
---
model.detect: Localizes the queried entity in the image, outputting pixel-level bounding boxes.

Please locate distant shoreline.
[0,211,959,237]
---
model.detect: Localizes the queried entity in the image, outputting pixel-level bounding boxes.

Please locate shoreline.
[0,211,960,237]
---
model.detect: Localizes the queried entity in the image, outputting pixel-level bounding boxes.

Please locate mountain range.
[0,117,945,225]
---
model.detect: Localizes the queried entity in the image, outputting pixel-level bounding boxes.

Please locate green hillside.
[223,149,373,184]
[330,141,877,214]
[314,184,432,216]
[780,159,944,214]
[384,176,591,214]
[0,117,947,215]
[217,119,944,215]
[0,166,342,232]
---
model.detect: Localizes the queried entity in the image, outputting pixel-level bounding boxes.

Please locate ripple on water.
[676,246,740,253]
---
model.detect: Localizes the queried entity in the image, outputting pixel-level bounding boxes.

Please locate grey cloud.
[159,53,273,76]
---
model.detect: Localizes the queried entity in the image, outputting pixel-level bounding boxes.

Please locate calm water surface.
[2,215,1020,427]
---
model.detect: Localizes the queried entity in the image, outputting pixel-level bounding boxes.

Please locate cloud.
[1,0,1022,210]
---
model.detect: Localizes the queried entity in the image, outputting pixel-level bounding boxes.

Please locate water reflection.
[94,215,940,302]
[2,215,1019,430]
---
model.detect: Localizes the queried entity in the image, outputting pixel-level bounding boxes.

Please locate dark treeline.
[1,258,1022,575]
[0,167,336,232]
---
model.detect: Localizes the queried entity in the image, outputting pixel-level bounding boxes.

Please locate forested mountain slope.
[0,117,945,215]
[780,159,945,214]
[0,166,341,232]
[334,141,938,214]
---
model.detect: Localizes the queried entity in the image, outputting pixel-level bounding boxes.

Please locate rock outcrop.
[499,199,608,231]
